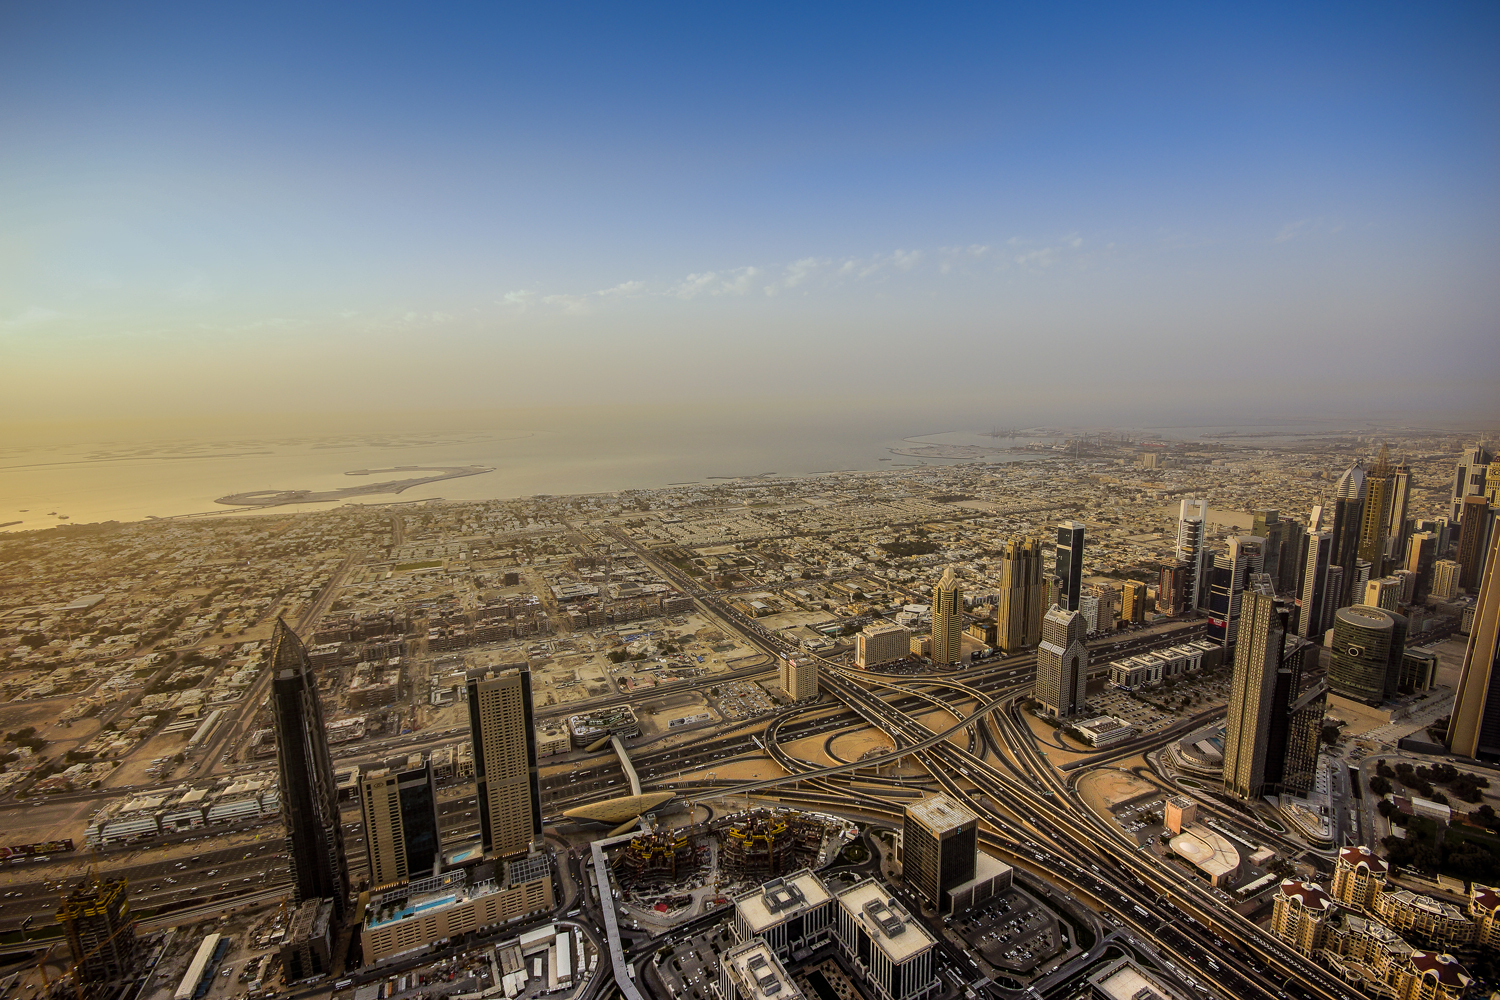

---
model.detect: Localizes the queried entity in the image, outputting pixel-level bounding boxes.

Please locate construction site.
[606,807,859,929]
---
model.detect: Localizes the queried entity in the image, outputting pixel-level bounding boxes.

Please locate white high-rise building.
[1175,498,1209,611]
[1453,446,1492,522]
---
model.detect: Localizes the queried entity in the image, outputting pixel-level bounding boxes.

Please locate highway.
[621,536,1363,1000]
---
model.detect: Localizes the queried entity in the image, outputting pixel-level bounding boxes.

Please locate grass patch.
[395,560,442,571]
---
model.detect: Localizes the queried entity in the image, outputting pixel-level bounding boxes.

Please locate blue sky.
[2,2,1497,421]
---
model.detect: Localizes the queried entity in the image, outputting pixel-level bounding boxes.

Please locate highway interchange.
[0,531,1367,1000]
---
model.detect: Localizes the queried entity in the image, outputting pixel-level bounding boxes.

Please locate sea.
[0,410,1063,531]
[0,406,1401,533]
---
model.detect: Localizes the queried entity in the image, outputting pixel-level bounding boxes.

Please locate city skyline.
[4,5,1500,999]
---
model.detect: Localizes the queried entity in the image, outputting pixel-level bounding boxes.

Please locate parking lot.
[951,887,1062,976]
[648,924,735,1000]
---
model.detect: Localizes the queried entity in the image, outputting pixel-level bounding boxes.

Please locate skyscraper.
[1452,445,1491,522]
[1387,461,1413,565]
[1298,513,1333,640]
[1054,520,1085,613]
[1035,607,1087,718]
[1175,499,1208,611]
[1326,605,1407,706]
[930,567,964,666]
[994,537,1045,653]
[1121,580,1148,624]
[1222,579,1285,801]
[360,758,442,889]
[1281,680,1328,796]
[1207,535,1263,649]
[1447,524,1500,761]
[1157,561,1187,616]
[1330,464,1367,609]
[1457,496,1494,592]
[1432,559,1462,601]
[1405,531,1440,602]
[468,667,543,859]
[902,794,978,912]
[1252,509,1301,594]
[1359,448,1395,576]
[56,878,140,986]
[270,619,349,919]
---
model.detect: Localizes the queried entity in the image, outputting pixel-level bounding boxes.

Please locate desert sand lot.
[1076,768,1157,818]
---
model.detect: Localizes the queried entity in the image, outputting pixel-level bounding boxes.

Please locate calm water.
[0,410,1054,530]
[2,408,1391,532]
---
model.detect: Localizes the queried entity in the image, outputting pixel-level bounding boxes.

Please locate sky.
[2,2,1498,426]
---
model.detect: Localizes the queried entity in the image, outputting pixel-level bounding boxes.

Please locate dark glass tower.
[1297,507,1334,640]
[1330,464,1367,609]
[1457,496,1495,592]
[271,619,349,919]
[1326,605,1407,706]
[1054,521,1085,613]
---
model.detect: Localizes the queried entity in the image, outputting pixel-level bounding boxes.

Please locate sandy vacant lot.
[1076,768,1156,818]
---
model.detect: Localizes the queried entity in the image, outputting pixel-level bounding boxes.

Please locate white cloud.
[671,267,761,299]
[671,272,719,300]
[1274,217,1342,243]
[495,236,1092,311]
[1274,220,1308,243]
[1014,248,1058,267]
[891,249,922,270]
[541,294,590,314]
[1,306,63,328]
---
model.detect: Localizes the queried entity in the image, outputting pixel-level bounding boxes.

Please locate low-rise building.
[281,898,334,982]
[719,938,804,1000]
[1072,716,1136,748]
[1373,890,1476,951]
[1088,957,1183,1000]
[1467,883,1500,951]
[857,624,911,669]
[361,860,554,964]
[833,880,938,1000]
[1168,824,1241,887]
[731,870,835,962]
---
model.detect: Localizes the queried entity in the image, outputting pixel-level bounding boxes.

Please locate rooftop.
[721,939,804,1000]
[1169,825,1240,878]
[905,794,977,836]
[836,879,934,964]
[1278,879,1334,912]
[735,870,832,933]
[1339,845,1389,875]
[1090,959,1179,1000]
[1408,952,1472,987]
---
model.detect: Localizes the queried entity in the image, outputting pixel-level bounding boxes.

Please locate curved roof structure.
[561,791,675,826]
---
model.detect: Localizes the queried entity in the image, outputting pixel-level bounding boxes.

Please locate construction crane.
[48,875,143,1000]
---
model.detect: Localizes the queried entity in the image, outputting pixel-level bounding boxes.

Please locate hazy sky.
[3,3,1498,424]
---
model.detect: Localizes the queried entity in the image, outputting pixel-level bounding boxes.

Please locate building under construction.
[721,811,797,875]
[613,828,698,884]
[56,877,140,995]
